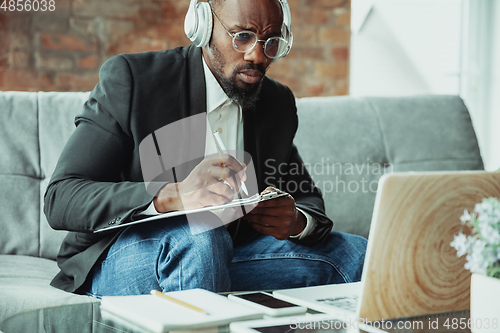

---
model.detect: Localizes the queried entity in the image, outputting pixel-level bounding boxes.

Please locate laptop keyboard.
[315,295,358,312]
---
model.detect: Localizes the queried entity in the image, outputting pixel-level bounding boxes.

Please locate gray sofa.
[0,92,483,325]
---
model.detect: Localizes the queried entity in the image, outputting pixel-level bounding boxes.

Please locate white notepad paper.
[100,289,265,332]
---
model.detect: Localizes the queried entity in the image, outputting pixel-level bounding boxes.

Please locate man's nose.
[243,41,268,65]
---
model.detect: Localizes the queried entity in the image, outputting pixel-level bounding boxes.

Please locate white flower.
[450,232,470,257]
[460,210,471,224]
[481,224,500,245]
[484,246,498,264]
[464,239,488,274]
[452,197,500,277]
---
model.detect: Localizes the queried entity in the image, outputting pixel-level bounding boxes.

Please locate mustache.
[234,63,267,76]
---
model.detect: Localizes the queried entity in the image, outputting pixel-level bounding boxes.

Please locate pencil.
[150,290,208,315]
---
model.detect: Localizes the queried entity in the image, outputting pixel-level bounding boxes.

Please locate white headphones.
[184,0,293,58]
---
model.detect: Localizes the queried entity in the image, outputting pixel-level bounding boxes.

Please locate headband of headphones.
[184,0,293,58]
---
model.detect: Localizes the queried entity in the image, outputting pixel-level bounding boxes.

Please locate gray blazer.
[44,45,333,293]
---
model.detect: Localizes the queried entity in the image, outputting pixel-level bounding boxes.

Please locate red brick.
[56,72,99,91]
[11,51,30,69]
[289,0,301,23]
[287,0,301,9]
[0,0,351,97]
[103,20,135,42]
[0,14,8,31]
[8,33,30,51]
[315,62,348,79]
[0,56,8,69]
[172,0,189,14]
[274,77,298,93]
[33,15,70,32]
[0,14,31,33]
[0,33,10,49]
[69,18,97,35]
[266,60,290,79]
[296,27,319,45]
[335,11,351,26]
[331,46,349,61]
[40,33,98,52]
[50,0,72,13]
[36,53,73,71]
[2,70,54,91]
[72,1,141,19]
[285,47,325,61]
[306,0,349,9]
[304,7,331,25]
[293,61,308,75]
[0,35,8,69]
[334,80,349,95]
[307,84,325,96]
[320,27,350,44]
[77,54,99,69]
[139,2,169,24]
[106,33,168,55]
[160,23,188,42]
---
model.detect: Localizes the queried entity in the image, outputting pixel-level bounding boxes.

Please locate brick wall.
[0,0,350,97]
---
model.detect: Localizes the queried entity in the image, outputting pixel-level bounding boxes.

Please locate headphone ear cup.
[196,2,213,48]
[184,0,213,47]
[184,0,198,41]
[278,0,293,57]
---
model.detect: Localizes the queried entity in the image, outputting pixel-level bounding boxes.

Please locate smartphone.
[230,313,381,333]
[228,291,307,317]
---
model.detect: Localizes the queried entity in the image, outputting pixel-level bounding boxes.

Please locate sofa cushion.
[295,95,484,238]
[0,254,97,322]
[0,92,89,260]
[38,92,90,259]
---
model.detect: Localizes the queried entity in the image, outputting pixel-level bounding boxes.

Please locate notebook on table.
[101,288,264,332]
[273,171,500,322]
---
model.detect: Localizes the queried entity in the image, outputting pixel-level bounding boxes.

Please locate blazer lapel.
[157,46,208,182]
[187,46,207,118]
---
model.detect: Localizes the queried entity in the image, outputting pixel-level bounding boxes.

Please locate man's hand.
[243,187,306,240]
[153,154,247,213]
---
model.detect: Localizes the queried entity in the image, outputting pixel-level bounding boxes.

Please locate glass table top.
[0,301,472,333]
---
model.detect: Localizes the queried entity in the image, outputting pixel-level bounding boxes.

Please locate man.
[44,0,367,296]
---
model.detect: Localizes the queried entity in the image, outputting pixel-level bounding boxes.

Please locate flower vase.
[470,273,500,333]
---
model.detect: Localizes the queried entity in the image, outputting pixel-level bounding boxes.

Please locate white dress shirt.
[141,57,316,239]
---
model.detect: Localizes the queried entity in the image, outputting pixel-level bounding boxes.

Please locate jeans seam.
[106,238,163,261]
[232,254,352,283]
[178,256,183,290]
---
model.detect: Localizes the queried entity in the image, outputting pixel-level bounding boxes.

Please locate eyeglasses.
[211,9,289,59]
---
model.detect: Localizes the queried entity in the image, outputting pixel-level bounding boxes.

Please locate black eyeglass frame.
[211,8,289,59]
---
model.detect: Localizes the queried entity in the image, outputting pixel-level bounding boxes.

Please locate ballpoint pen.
[213,130,249,196]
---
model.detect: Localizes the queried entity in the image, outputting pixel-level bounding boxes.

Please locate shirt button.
[218,128,223,133]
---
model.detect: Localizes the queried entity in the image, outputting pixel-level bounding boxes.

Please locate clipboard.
[94,191,289,233]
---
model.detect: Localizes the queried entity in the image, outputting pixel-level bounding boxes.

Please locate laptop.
[273,171,500,322]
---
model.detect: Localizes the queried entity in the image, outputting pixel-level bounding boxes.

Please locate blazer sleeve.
[287,143,334,244]
[44,55,155,233]
[273,86,334,244]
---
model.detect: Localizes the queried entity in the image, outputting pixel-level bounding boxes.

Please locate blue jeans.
[85,215,367,296]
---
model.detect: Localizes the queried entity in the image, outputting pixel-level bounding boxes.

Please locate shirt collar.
[202,56,242,122]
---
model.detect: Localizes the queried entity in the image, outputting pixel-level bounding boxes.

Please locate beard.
[211,41,266,111]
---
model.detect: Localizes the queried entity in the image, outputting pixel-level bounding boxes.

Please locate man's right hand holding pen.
[153,154,247,213]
